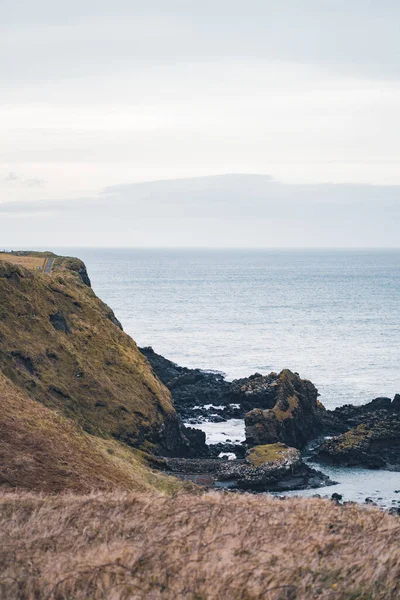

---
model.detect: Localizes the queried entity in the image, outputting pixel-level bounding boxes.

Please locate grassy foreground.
[0,491,399,600]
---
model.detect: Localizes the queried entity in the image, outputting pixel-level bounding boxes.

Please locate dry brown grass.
[0,372,185,495]
[0,253,46,270]
[0,491,398,600]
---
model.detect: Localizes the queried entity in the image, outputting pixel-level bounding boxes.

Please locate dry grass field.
[0,252,46,270]
[0,490,399,600]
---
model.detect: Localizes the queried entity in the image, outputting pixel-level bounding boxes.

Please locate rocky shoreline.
[141,347,400,495]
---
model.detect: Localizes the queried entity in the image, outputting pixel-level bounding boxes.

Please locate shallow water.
[275,463,400,509]
[185,419,246,445]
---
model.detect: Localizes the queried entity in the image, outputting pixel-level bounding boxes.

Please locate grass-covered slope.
[0,372,183,494]
[1,491,399,600]
[0,258,182,455]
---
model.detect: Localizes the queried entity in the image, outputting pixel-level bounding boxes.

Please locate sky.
[1,1,400,247]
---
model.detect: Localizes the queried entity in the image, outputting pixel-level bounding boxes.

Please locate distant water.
[54,248,400,506]
[67,248,400,409]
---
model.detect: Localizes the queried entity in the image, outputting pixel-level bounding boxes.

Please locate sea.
[58,248,400,507]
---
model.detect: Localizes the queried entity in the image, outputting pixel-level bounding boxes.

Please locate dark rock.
[369,397,392,410]
[313,416,400,470]
[140,347,233,420]
[164,443,333,492]
[393,394,400,411]
[208,442,247,459]
[321,395,400,435]
[9,351,36,374]
[77,266,91,287]
[140,348,304,422]
[155,415,209,458]
[389,507,400,516]
[50,312,70,334]
[331,493,343,502]
[105,307,123,331]
[245,370,325,449]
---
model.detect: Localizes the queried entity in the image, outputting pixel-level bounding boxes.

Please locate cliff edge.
[0,253,197,492]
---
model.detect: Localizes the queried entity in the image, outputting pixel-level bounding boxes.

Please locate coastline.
[141,346,400,509]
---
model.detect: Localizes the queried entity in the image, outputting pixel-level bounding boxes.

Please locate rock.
[229,373,283,411]
[49,312,70,333]
[321,395,400,434]
[140,348,319,424]
[244,370,325,449]
[156,417,209,458]
[208,442,247,459]
[393,394,400,411]
[219,443,333,491]
[140,347,233,420]
[368,397,392,410]
[389,507,400,516]
[331,493,343,502]
[164,443,333,492]
[313,416,400,469]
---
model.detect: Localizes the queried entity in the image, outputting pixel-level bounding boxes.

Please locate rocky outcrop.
[315,414,400,470]
[165,442,333,491]
[321,396,399,434]
[139,347,234,420]
[245,370,325,449]
[313,394,400,469]
[140,348,324,430]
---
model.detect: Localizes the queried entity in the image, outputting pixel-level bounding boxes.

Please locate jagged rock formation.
[315,397,400,469]
[245,369,325,449]
[140,347,234,420]
[141,347,320,425]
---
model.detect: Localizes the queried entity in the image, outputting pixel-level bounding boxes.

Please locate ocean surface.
[69,248,400,409]
[56,248,400,506]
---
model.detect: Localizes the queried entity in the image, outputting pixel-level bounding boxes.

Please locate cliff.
[0,253,198,492]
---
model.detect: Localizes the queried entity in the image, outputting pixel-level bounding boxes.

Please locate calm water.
[69,248,400,409]
[56,248,400,506]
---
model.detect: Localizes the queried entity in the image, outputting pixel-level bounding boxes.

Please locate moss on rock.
[246,443,299,467]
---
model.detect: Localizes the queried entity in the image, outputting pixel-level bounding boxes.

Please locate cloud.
[24,178,46,188]
[2,2,400,84]
[0,174,399,248]
[4,172,19,181]
[3,172,46,187]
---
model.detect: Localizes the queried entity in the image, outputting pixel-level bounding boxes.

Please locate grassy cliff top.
[0,250,92,284]
[0,255,181,457]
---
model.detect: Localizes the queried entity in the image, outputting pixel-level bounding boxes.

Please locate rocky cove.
[141,347,400,508]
